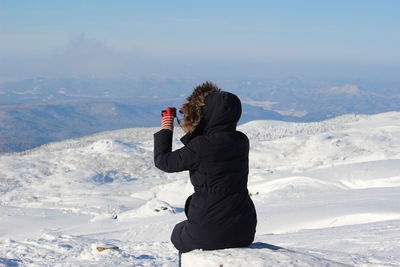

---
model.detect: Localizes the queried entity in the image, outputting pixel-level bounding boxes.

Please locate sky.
[1,0,400,80]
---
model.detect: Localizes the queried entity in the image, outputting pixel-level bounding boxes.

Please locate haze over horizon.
[1,1,400,154]
[1,0,400,81]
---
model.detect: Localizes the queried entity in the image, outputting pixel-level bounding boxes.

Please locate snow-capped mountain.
[1,112,400,266]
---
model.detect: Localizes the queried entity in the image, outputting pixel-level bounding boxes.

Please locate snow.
[181,242,354,267]
[1,112,400,266]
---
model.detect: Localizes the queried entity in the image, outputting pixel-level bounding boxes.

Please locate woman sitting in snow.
[154,81,257,253]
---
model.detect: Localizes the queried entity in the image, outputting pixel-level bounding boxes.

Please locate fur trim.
[182,81,221,133]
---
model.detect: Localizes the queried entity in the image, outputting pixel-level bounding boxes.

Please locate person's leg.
[178,251,182,267]
[171,221,187,251]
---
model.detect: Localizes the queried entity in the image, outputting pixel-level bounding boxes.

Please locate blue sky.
[1,0,399,80]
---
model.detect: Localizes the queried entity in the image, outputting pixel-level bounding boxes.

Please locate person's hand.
[161,107,176,131]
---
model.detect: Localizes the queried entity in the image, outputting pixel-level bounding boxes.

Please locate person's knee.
[171,221,186,252]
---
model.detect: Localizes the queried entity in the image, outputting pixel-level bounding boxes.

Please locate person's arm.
[153,129,199,173]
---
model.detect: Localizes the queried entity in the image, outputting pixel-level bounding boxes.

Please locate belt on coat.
[193,185,247,194]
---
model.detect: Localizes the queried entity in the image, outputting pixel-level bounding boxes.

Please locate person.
[153,81,257,253]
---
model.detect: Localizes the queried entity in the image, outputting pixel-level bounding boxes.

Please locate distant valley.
[1,76,399,153]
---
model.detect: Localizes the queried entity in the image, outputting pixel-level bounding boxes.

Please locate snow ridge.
[1,112,400,266]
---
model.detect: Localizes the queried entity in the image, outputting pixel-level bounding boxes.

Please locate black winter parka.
[154,91,257,253]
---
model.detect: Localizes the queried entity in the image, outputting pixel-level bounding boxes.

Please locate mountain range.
[1,76,399,153]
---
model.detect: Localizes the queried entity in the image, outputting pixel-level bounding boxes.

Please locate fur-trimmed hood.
[202,91,242,134]
[181,82,242,138]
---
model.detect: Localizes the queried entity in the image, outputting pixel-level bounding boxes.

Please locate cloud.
[51,34,133,77]
[0,34,148,79]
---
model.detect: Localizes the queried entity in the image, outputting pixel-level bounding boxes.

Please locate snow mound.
[248,176,346,198]
[120,199,178,218]
[86,139,135,153]
[182,243,350,267]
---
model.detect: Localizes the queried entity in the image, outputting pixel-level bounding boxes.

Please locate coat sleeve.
[153,129,199,173]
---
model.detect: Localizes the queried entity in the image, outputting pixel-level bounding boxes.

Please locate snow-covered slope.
[1,112,400,266]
